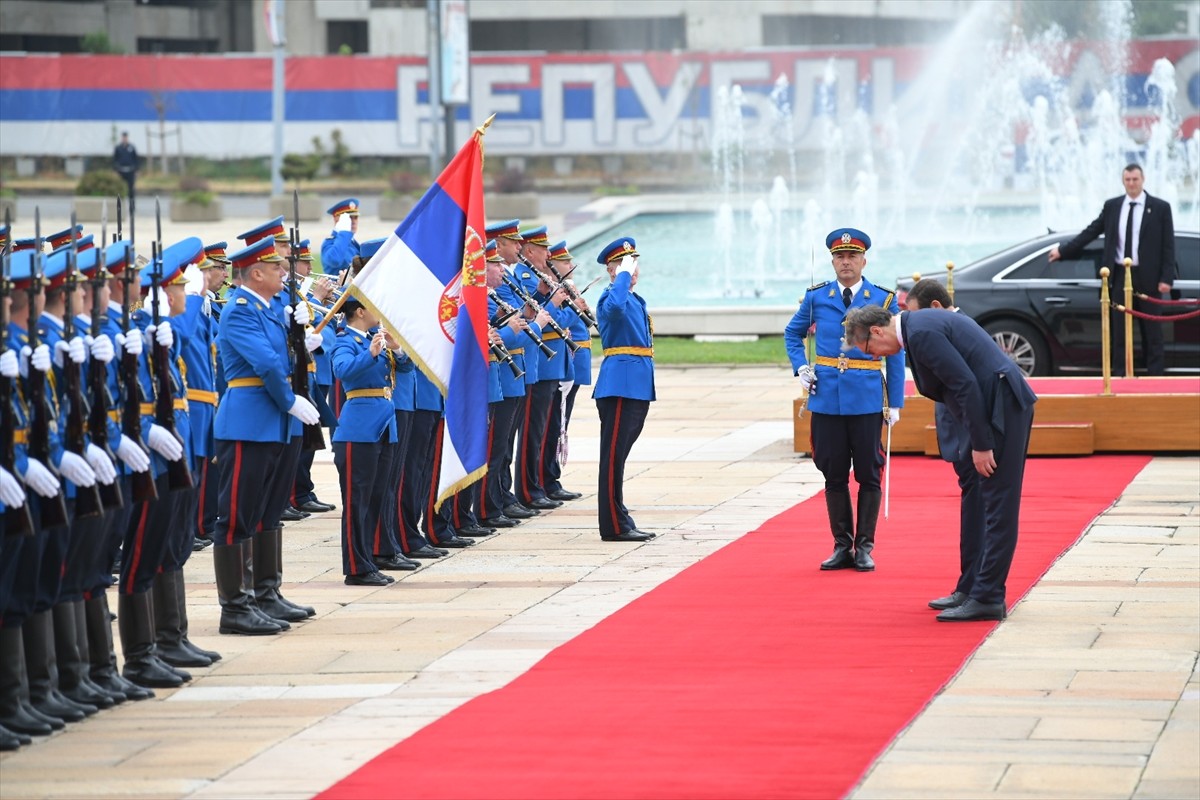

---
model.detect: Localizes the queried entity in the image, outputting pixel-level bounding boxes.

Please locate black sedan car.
[896,230,1200,376]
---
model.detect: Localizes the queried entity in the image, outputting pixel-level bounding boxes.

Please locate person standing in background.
[112,133,138,213]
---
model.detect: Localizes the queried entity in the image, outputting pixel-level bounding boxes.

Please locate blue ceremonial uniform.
[321,231,359,277]
[214,287,293,444]
[593,271,655,402]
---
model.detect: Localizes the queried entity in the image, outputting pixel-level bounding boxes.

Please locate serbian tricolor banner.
[349,120,491,503]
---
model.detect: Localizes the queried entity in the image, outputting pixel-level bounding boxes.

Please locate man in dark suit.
[904,280,983,613]
[842,305,1038,622]
[1049,163,1176,375]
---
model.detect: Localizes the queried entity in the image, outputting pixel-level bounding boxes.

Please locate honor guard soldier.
[542,241,585,502]
[191,242,230,545]
[119,238,203,688]
[287,239,338,517]
[331,295,402,586]
[784,228,904,572]
[321,198,360,277]
[211,238,320,636]
[593,238,656,542]
[237,216,291,260]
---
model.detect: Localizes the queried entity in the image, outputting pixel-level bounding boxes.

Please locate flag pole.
[311,114,498,336]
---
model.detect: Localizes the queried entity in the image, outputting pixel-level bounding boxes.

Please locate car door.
[1012,242,1104,369]
[1164,234,1200,369]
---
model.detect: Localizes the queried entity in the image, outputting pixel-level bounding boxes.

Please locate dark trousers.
[60,508,109,603]
[596,396,649,539]
[1110,300,1166,375]
[483,398,519,517]
[951,457,984,597]
[164,465,200,572]
[119,474,177,595]
[195,457,218,538]
[375,409,413,558]
[516,381,556,504]
[262,438,304,530]
[88,475,135,598]
[969,394,1034,605]
[214,439,285,546]
[401,410,440,548]
[333,441,383,577]
[498,394,525,506]
[419,417,456,546]
[541,384,566,494]
[292,448,317,507]
[0,533,22,628]
[809,412,884,492]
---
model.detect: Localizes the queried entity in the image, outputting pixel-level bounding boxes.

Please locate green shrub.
[76,170,127,197]
[385,170,423,198]
[494,168,534,194]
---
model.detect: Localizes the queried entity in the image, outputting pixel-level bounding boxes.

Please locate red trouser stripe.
[537,389,554,490]
[196,458,207,533]
[124,501,151,594]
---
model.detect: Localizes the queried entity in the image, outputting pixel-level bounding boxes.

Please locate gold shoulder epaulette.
[808,280,830,292]
[236,297,248,305]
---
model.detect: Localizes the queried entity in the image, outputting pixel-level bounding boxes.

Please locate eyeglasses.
[861,330,872,355]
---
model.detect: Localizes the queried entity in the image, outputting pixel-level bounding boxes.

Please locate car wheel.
[983,319,1050,376]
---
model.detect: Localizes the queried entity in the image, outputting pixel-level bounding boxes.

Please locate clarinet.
[505,264,582,354]
[489,287,553,358]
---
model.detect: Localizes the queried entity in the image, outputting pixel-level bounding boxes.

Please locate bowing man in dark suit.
[842,306,1038,622]
[1049,163,1176,375]
[904,280,984,613]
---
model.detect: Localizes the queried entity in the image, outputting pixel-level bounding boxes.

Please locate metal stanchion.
[946,261,955,305]
[1123,257,1135,378]
[1100,267,1112,396]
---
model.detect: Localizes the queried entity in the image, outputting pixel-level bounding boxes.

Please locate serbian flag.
[349,122,491,504]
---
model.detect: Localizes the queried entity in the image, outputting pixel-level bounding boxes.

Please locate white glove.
[115,434,151,473]
[116,328,143,357]
[886,408,901,427]
[19,458,60,499]
[333,212,353,233]
[304,332,323,352]
[617,255,636,276]
[54,336,88,367]
[88,334,115,364]
[58,450,97,487]
[21,344,51,376]
[147,423,184,461]
[288,395,320,426]
[291,302,312,327]
[84,443,118,485]
[155,320,174,348]
[797,365,816,392]
[0,465,27,509]
[0,349,18,378]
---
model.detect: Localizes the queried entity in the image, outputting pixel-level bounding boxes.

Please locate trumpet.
[499,271,581,354]
[489,288,554,359]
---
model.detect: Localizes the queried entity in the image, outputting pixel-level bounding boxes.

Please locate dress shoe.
[457,524,495,537]
[503,503,538,519]
[628,529,657,539]
[936,598,1007,622]
[481,515,518,528]
[854,549,875,572]
[527,497,562,510]
[928,591,968,610]
[406,545,444,559]
[437,536,476,548]
[345,571,391,587]
[548,488,583,501]
[280,506,307,522]
[192,536,213,551]
[374,554,420,571]
[600,531,653,542]
[298,500,336,513]
[820,548,855,571]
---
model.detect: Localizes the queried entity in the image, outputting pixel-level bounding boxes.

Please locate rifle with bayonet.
[26,209,70,527]
[1,207,35,535]
[88,205,124,510]
[62,214,105,517]
[150,198,193,491]
[116,198,158,504]
[287,190,326,452]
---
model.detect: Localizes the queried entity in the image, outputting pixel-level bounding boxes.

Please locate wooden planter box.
[269,195,323,223]
[484,192,540,220]
[171,198,223,222]
[378,195,417,223]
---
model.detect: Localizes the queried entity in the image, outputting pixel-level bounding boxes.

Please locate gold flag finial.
[475,113,497,138]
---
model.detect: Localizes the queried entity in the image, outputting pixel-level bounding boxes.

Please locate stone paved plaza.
[0,365,1195,799]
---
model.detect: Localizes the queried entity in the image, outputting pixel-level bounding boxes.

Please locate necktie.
[842,287,853,308]
[1124,202,1137,261]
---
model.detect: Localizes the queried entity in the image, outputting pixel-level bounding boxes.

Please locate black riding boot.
[819,489,855,570]
[214,544,283,636]
[117,592,185,688]
[253,528,311,622]
[152,572,211,668]
[52,602,115,709]
[24,610,96,720]
[85,594,153,701]
[854,489,881,572]
[0,626,55,736]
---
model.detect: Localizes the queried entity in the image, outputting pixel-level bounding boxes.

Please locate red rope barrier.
[1113,303,1200,322]
[1135,293,1200,306]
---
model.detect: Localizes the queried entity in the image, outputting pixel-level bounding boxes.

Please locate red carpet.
[319,455,1150,800]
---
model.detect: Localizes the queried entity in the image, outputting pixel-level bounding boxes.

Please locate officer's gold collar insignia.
[354,336,363,344]
[236,297,248,305]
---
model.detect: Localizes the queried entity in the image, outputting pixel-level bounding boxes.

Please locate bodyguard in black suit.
[842,306,1038,622]
[1050,163,1176,375]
